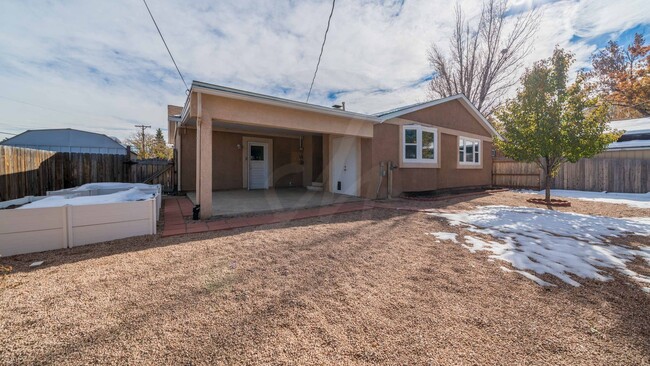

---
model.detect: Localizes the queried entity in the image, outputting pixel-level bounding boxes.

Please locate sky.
[0,0,648,142]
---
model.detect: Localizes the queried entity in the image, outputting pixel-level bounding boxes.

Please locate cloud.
[0,0,648,141]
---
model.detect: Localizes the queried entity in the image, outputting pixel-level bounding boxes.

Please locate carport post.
[197,113,213,219]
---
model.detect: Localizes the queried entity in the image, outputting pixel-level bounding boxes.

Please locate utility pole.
[134,124,151,157]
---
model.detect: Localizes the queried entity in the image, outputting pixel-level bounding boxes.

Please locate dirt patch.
[0,191,648,365]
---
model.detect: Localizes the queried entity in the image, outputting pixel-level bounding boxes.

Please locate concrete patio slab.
[186,188,362,217]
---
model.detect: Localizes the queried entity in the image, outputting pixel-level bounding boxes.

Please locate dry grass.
[0,191,648,365]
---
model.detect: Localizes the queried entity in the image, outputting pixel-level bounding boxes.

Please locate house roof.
[179,81,500,138]
[607,117,650,151]
[374,94,502,139]
[607,139,650,150]
[0,128,127,152]
[609,117,650,135]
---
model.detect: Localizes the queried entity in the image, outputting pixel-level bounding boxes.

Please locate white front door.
[331,136,359,196]
[248,142,268,190]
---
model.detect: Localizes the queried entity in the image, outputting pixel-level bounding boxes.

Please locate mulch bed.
[400,188,509,201]
[527,198,572,207]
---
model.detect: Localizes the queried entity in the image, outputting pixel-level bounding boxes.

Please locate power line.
[142,0,189,93]
[0,131,16,135]
[306,0,336,103]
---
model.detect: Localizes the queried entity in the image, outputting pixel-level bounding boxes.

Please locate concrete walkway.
[161,196,381,237]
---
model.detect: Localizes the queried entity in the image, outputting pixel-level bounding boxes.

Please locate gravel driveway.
[1,191,648,365]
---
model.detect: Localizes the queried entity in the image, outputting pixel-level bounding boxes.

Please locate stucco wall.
[179,127,197,192]
[213,131,243,190]
[191,93,374,138]
[399,99,492,137]
[360,102,494,198]
[178,127,307,191]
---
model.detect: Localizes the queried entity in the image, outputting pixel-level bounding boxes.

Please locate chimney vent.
[332,102,346,111]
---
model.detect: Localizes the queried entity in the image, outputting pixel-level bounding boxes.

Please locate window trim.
[400,125,439,165]
[458,136,481,166]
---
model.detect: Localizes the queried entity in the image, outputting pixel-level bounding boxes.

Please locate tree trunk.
[544,157,552,202]
[545,172,552,202]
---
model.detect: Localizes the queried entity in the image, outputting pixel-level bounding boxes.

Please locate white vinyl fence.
[0,198,157,257]
[0,183,161,257]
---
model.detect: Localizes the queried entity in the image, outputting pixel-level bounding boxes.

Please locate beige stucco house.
[169,81,499,218]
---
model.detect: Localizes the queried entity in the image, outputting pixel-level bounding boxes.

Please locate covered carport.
[171,81,378,219]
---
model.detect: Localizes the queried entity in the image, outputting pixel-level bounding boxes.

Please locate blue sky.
[0,0,648,142]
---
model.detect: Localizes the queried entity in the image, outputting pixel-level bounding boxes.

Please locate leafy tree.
[125,128,172,160]
[124,129,155,159]
[152,128,172,160]
[588,33,650,116]
[495,48,622,202]
[428,0,540,116]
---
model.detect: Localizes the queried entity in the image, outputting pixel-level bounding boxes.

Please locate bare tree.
[428,0,539,116]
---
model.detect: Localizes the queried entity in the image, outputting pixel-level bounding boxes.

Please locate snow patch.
[19,188,154,209]
[73,182,155,191]
[428,206,650,289]
[518,189,650,209]
[428,232,458,243]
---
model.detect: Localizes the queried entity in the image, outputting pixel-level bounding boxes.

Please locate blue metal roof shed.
[0,128,128,155]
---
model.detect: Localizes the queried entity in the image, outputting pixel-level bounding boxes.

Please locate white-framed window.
[402,125,437,163]
[458,136,481,165]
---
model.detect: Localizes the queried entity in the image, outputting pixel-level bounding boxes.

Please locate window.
[250,145,265,160]
[402,125,438,164]
[458,137,480,165]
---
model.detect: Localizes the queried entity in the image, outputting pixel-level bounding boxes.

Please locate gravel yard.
[1,191,649,365]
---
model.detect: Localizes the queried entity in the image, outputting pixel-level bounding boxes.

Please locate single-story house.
[168,81,500,218]
[600,117,650,159]
[0,128,133,156]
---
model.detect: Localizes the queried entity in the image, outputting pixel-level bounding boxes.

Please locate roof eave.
[606,146,650,151]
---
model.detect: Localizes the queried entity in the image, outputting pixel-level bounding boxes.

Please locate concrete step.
[311,182,323,187]
[306,185,323,192]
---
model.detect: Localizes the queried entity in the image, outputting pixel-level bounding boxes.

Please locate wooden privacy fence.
[0,146,174,201]
[492,159,542,189]
[128,159,174,190]
[553,158,649,193]
[492,157,650,193]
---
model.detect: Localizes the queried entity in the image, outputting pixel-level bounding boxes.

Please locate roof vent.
[332,101,346,111]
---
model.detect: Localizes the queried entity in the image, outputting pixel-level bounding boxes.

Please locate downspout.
[174,121,180,193]
[387,161,396,199]
[375,161,385,199]
[193,92,202,220]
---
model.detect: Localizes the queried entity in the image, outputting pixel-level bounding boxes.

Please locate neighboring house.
[169,81,499,218]
[0,128,132,156]
[600,117,650,159]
